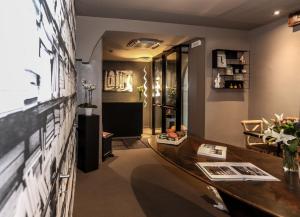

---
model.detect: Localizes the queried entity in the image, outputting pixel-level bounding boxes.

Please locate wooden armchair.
[241,120,278,154]
[242,117,298,155]
[241,120,264,148]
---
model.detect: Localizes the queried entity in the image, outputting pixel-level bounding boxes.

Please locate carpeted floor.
[112,138,149,150]
[73,147,230,217]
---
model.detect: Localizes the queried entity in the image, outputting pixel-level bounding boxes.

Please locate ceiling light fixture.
[138,57,152,62]
[127,38,163,49]
[273,10,280,16]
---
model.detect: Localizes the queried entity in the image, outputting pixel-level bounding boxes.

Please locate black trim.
[175,46,182,131]
[152,45,189,134]
[161,54,167,133]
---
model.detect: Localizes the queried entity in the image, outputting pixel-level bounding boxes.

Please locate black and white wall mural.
[0,0,76,217]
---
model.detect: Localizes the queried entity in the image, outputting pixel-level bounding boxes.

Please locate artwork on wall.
[0,0,77,217]
[143,67,148,107]
[104,70,133,92]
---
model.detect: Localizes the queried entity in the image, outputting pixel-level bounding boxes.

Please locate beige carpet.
[73,148,230,217]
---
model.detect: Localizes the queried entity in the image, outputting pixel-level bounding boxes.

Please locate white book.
[195,162,279,182]
[197,144,227,159]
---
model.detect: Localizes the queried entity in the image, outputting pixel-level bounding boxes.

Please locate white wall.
[76,16,250,147]
[249,18,300,120]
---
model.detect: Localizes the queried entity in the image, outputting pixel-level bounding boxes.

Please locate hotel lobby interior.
[1,1,300,217]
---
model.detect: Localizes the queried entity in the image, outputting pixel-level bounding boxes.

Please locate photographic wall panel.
[0,0,77,217]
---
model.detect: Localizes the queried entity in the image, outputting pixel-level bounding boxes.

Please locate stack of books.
[156,131,187,146]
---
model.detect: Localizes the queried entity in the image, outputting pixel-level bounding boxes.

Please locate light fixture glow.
[273,10,280,16]
[143,67,148,107]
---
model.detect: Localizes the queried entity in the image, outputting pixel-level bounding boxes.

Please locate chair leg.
[245,136,251,149]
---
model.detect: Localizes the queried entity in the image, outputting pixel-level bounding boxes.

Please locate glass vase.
[283,147,298,172]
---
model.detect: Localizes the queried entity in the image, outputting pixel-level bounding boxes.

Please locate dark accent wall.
[0,0,77,217]
[102,61,152,128]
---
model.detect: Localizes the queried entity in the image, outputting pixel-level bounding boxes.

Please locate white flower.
[263,128,296,145]
[89,84,96,90]
[279,130,296,145]
[274,113,283,123]
[263,128,279,143]
[81,79,96,91]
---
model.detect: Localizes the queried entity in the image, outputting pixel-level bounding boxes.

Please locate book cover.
[197,144,227,159]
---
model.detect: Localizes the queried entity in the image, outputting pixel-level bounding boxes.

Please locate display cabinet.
[77,115,99,172]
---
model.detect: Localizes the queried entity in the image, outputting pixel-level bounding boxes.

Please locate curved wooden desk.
[147,136,300,217]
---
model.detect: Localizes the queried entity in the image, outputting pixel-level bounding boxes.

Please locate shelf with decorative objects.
[212,49,250,90]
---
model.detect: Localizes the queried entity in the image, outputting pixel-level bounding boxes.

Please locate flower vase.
[85,108,93,116]
[283,147,298,172]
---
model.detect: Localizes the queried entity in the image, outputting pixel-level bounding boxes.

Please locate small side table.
[102,132,114,161]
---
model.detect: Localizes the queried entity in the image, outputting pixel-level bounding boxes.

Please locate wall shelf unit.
[212,49,250,90]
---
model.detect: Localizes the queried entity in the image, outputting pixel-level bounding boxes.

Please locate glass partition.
[152,45,189,134]
[166,52,177,107]
[153,58,162,105]
[152,57,163,134]
[181,48,189,130]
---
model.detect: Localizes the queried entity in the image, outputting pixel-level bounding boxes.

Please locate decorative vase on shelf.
[283,146,298,172]
[85,108,93,116]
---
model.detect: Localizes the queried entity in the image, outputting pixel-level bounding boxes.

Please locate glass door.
[164,51,178,132]
[152,45,188,134]
[152,57,163,135]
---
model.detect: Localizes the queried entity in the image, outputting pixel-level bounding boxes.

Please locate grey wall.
[0,1,77,217]
[249,18,300,120]
[102,61,152,128]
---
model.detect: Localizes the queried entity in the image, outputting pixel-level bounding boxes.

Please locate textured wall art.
[104,70,133,92]
[0,0,77,217]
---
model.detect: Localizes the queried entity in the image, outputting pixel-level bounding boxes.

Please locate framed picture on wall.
[103,70,133,92]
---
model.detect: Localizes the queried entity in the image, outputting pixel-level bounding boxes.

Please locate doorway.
[152,45,189,134]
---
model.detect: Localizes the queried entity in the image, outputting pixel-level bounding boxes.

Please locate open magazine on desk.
[195,162,279,181]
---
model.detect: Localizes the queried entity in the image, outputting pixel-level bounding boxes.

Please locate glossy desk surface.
[147,136,300,217]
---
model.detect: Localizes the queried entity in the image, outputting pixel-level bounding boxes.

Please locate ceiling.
[103,31,191,61]
[75,0,300,30]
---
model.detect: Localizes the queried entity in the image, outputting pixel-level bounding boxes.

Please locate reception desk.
[147,136,300,217]
[102,102,143,137]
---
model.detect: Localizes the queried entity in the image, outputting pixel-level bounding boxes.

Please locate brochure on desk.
[197,144,227,159]
[195,162,279,181]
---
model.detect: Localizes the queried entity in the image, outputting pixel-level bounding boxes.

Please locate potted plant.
[79,80,97,116]
[263,114,300,172]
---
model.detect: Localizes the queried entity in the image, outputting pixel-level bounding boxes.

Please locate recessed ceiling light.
[273,10,280,16]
